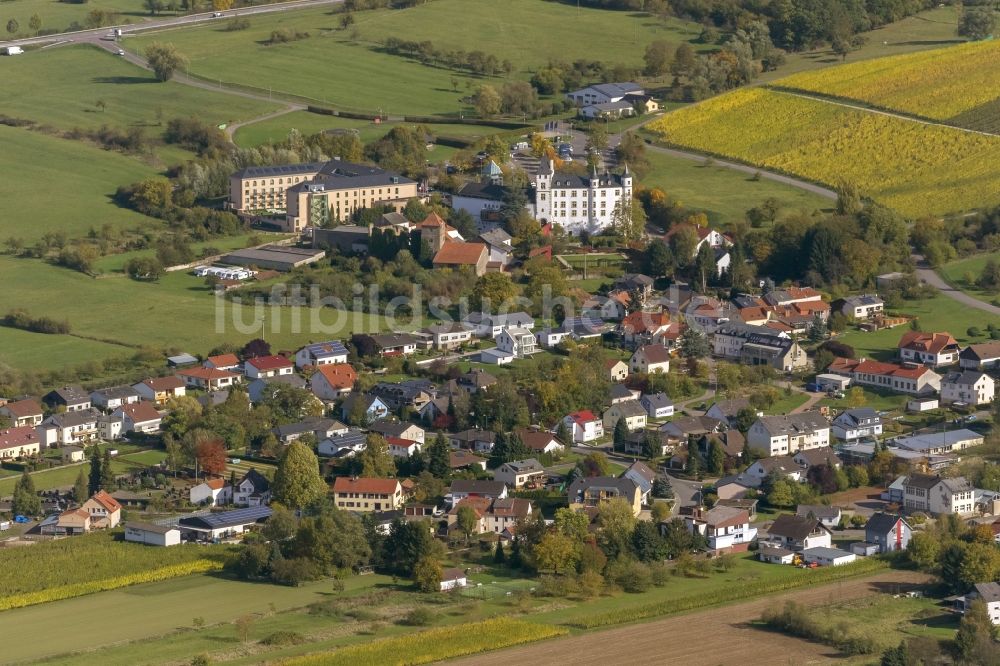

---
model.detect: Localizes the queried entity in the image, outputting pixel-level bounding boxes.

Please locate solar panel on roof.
[179,506,272,529]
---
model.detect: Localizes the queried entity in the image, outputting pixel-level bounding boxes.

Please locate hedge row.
[0,559,224,611]
[570,557,891,629]
[281,618,567,666]
[304,106,531,129]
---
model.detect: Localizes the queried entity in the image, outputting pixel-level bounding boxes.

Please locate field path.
[225,106,304,141]
[912,254,1000,316]
[767,88,999,138]
[445,570,933,666]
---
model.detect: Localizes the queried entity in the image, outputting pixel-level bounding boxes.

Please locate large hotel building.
[229,159,418,232]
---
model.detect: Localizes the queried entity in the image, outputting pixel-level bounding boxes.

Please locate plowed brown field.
[446,570,933,666]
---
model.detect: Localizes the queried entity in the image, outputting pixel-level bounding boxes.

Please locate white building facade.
[534,160,632,235]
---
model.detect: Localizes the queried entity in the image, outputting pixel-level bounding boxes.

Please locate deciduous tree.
[145,42,188,82]
[272,441,326,510]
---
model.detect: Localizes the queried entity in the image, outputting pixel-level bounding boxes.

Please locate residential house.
[416,323,475,351]
[294,340,348,369]
[450,479,508,504]
[340,394,390,424]
[496,326,537,359]
[494,459,546,489]
[310,363,358,401]
[440,568,468,591]
[369,419,426,444]
[898,331,960,367]
[903,473,974,515]
[602,400,648,432]
[37,409,100,447]
[684,506,757,552]
[623,461,657,506]
[758,545,797,565]
[837,294,884,320]
[178,506,272,541]
[317,428,367,458]
[792,447,843,471]
[765,514,833,551]
[333,477,404,512]
[827,357,942,396]
[565,81,643,106]
[42,509,91,536]
[957,583,1000,625]
[0,426,40,459]
[640,393,674,419]
[582,295,626,322]
[615,273,655,299]
[176,367,241,391]
[449,428,496,453]
[0,398,43,427]
[463,312,536,339]
[704,399,755,428]
[450,449,488,471]
[712,323,807,371]
[864,513,912,553]
[273,416,347,444]
[744,455,804,485]
[89,387,140,412]
[629,344,671,374]
[608,384,638,405]
[386,436,421,458]
[515,427,564,454]
[124,522,182,547]
[42,386,91,412]
[456,369,497,393]
[446,496,533,536]
[204,353,241,371]
[563,410,604,443]
[959,342,1000,371]
[233,469,271,507]
[244,355,295,379]
[715,474,755,500]
[432,242,489,276]
[940,370,995,406]
[98,413,123,441]
[479,228,513,266]
[82,490,122,529]
[535,327,571,349]
[567,476,642,516]
[747,411,830,457]
[618,311,675,347]
[831,408,883,442]
[114,401,162,434]
[132,377,185,405]
[605,359,629,382]
[660,415,724,441]
[623,428,672,458]
[190,478,232,506]
[795,504,841,528]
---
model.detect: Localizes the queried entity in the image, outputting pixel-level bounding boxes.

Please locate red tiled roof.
[898,331,957,354]
[206,353,240,367]
[121,401,161,423]
[515,428,560,451]
[386,436,418,449]
[204,477,227,490]
[785,286,822,301]
[247,355,294,371]
[314,363,357,390]
[178,368,240,381]
[420,212,446,228]
[567,410,598,424]
[2,399,42,418]
[332,477,401,495]
[620,311,670,335]
[89,490,122,513]
[0,425,38,450]
[433,242,487,266]
[141,376,185,391]
[830,357,931,380]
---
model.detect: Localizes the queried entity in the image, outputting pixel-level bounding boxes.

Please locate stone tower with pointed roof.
[420,212,448,252]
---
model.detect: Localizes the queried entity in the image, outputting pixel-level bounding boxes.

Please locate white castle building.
[533,159,632,235]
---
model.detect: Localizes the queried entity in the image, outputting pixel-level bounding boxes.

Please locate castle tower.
[420,212,448,252]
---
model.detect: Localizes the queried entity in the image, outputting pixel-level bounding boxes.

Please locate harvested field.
[446,570,933,666]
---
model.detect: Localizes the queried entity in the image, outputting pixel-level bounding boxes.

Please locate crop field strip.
[648,87,1000,218]
[772,40,1000,133]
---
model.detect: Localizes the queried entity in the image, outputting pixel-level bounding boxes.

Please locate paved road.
[0,0,344,47]
[914,256,1000,316]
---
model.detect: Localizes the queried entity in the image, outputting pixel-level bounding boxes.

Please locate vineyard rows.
[648,88,1000,218]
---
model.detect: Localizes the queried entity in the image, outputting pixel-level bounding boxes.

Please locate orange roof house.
[432,242,489,276]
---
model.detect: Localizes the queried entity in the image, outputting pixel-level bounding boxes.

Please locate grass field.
[131,0,705,116]
[0,254,391,372]
[837,293,999,361]
[641,149,833,225]
[2,45,282,146]
[648,87,1000,218]
[774,40,1000,127]
[0,459,138,496]
[0,125,161,241]
[0,326,128,373]
[939,252,1000,303]
[0,0,163,34]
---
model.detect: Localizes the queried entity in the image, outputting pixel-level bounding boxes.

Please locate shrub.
[345,608,379,622]
[399,607,436,626]
[223,17,250,31]
[260,631,305,646]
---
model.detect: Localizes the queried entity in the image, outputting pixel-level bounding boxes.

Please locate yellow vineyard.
[647,88,1000,218]
[774,41,1000,123]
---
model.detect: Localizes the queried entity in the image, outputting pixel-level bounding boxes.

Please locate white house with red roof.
[0,398,44,427]
[82,490,122,529]
[898,331,960,367]
[310,363,358,401]
[0,425,40,459]
[176,367,241,391]
[828,357,942,396]
[204,353,241,372]
[563,410,604,443]
[133,377,186,405]
[190,477,232,506]
[332,477,403,512]
[386,436,422,458]
[114,401,162,433]
[244,355,295,379]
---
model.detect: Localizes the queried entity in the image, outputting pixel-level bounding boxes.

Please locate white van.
[2,46,24,55]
